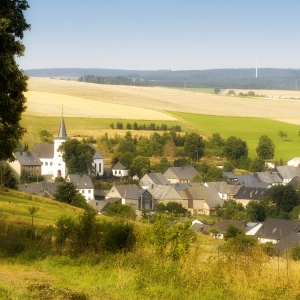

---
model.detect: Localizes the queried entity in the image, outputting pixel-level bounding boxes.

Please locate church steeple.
[57,116,68,139]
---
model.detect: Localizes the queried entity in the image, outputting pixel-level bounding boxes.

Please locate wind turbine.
[254,48,258,78]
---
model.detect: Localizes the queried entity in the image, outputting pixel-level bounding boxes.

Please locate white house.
[67,174,94,202]
[112,161,128,177]
[287,157,300,168]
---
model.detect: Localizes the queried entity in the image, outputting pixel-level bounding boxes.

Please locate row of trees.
[216,184,300,222]
[110,122,181,132]
[78,75,153,86]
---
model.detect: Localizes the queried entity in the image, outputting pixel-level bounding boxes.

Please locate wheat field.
[26,77,300,124]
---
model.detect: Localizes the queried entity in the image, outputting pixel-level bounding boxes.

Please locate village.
[5,116,300,255]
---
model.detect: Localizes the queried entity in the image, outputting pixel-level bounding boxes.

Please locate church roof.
[55,117,70,140]
[32,143,54,159]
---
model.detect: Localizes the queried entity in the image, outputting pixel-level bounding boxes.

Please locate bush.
[102,220,136,253]
[290,245,300,261]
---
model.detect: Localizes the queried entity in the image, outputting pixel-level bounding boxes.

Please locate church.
[10,117,104,182]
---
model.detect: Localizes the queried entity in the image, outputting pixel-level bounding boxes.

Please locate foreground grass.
[1,236,300,300]
[0,191,300,299]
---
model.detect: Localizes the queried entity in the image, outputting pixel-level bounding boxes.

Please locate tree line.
[78,75,153,86]
[110,121,181,132]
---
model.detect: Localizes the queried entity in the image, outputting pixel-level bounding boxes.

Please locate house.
[224,172,269,188]
[88,198,120,214]
[233,186,270,207]
[287,157,300,168]
[67,174,94,202]
[139,172,169,189]
[148,185,187,208]
[112,161,128,178]
[255,171,283,185]
[163,166,199,183]
[9,150,42,182]
[31,117,104,180]
[183,182,228,215]
[212,220,248,239]
[17,182,62,198]
[273,166,300,184]
[123,188,153,211]
[254,218,300,245]
[106,184,140,200]
[105,184,153,210]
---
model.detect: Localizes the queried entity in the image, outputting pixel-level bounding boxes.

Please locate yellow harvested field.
[27,77,300,124]
[24,91,176,120]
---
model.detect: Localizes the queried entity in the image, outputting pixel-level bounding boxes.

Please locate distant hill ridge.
[24,68,300,90]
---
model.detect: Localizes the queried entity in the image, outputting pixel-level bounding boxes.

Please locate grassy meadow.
[21,112,300,162]
[0,190,85,227]
[170,112,300,161]
[1,191,300,299]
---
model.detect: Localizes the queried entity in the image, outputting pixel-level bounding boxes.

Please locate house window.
[115,170,117,174]
[99,163,101,173]
[45,162,48,166]
[88,190,91,194]
[50,162,53,166]
[119,171,121,174]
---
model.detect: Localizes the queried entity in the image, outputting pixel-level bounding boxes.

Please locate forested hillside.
[24,68,300,90]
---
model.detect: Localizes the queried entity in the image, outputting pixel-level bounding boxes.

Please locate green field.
[21,113,300,162]
[0,190,85,227]
[169,112,300,161]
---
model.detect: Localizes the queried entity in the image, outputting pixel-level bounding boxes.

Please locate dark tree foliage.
[151,157,172,173]
[184,132,205,161]
[256,135,275,160]
[270,184,300,214]
[155,202,187,217]
[249,157,266,172]
[105,202,136,219]
[53,181,86,208]
[223,136,248,162]
[216,200,246,220]
[0,163,17,189]
[0,0,30,161]
[58,139,95,174]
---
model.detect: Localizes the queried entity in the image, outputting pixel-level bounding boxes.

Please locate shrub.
[102,220,136,253]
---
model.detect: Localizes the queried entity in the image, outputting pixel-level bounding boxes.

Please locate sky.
[17,0,300,71]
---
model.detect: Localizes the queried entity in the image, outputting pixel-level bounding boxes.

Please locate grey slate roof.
[68,174,94,189]
[113,185,140,198]
[213,220,247,234]
[163,166,199,180]
[112,161,127,170]
[14,151,42,166]
[255,218,300,240]
[89,144,104,159]
[32,143,54,159]
[273,166,300,181]
[255,171,283,184]
[275,231,300,253]
[17,182,62,197]
[234,186,270,200]
[56,117,70,140]
[124,187,145,199]
[147,173,169,185]
[168,182,192,191]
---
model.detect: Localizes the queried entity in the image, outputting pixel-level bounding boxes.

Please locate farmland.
[26,77,300,124]
[22,77,300,161]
